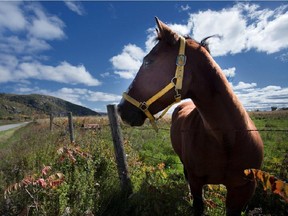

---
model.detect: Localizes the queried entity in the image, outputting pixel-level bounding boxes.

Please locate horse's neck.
[188,54,251,132]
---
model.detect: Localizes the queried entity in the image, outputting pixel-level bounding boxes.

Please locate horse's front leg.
[226,180,256,216]
[187,173,205,216]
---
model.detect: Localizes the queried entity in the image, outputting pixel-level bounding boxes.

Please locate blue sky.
[0,1,287,112]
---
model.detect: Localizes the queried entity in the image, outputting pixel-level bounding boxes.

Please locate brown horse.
[118,17,264,216]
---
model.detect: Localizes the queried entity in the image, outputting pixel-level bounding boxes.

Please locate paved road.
[0,122,30,132]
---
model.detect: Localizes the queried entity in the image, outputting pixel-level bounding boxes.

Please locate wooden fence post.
[67,112,75,143]
[50,113,54,131]
[107,104,133,195]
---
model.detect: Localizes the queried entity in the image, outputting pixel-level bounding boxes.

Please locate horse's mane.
[155,34,222,54]
[199,34,222,53]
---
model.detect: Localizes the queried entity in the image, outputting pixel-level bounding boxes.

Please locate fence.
[49,112,75,143]
[48,107,133,194]
[48,107,288,203]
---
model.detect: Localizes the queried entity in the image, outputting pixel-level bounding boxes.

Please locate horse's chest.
[177,128,229,179]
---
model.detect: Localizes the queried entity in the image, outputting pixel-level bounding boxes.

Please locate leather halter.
[122,36,186,132]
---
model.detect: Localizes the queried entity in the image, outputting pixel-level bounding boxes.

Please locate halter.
[122,36,186,132]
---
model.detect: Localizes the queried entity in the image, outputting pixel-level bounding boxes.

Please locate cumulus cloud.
[189,3,288,56]
[29,15,65,40]
[0,2,63,54]
[14,86,122,107]
[110,44,145,79]
[0,1,99,87]
[234,84,288,110]
[233,81,257,91]
[50,88,121,105]
[220,80,288,110]
[0,1,26,31]
[111,3,288,80]
[0,36,50,55]
[0,2,57,55]
[222,67,236,79]
[0,56,101,86]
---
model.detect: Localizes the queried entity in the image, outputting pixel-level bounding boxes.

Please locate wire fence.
[48,114,288,167]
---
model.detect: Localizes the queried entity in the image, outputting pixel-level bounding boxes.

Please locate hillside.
[0,93,99,120]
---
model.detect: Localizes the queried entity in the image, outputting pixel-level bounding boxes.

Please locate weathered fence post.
[107,104,133,195]
[50,113,54,131]
[67,112,75,143]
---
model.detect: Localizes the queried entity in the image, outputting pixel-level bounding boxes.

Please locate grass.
[0,128,18,146]
[0,111,287,215]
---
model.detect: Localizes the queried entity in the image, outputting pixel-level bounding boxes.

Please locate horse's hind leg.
[226,180,256,216]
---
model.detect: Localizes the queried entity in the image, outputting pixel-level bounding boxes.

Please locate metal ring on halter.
[176,54,186,66]
[139,102,148,111]
[171,77,177,85]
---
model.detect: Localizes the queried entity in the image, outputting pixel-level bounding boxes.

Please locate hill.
[0,93,99,120]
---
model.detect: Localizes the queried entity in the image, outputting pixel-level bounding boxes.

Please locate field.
[0,111,287,215]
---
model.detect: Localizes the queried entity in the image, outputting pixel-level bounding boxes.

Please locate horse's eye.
[143,59,152,68]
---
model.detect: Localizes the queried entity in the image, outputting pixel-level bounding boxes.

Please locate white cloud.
[0,2,26,31]
[0,2,65,54]
[168,23,191,36]
[189,3,288,56]
[0,57,101,86]
[87,91,122,102]
[276,52,288,62]
[180,5,191,12]
[100,72,110,78]
[223,67,236,78]
[0,2,100,87]
[145,28,158,52]
[27,3,65,40]
[233,81,257,91]
[15,86,122,107]
[110,44,145,79]
[64,1,85,16]
[234,85,288,110]
[0,35,52,55]
[189,6,247,56]
[114,71,136,79]
[246,10,288,53]
[112,3,288,80]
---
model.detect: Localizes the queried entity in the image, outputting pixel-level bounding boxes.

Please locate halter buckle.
[176,54,186,66]
[174,93,181,102]
[139,102,148,111]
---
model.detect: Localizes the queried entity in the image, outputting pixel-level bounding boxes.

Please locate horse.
[117,17,264,216]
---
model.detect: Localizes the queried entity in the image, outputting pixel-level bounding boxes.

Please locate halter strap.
[123,36,186,132]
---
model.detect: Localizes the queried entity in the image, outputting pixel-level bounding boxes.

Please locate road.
[0,122,30,132]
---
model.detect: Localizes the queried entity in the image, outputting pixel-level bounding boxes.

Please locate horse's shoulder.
[172,100,199,124]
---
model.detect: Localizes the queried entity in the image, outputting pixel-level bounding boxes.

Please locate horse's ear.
[155,17,179,45]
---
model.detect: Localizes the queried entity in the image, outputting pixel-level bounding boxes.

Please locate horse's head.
[118,17,190,129]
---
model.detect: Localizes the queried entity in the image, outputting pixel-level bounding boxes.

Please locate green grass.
[0,128,18,146]
[0,112,287,215]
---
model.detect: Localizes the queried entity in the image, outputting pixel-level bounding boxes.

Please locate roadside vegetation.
[0,111,287,215]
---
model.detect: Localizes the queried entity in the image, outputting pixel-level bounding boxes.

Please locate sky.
[0,1,288,113]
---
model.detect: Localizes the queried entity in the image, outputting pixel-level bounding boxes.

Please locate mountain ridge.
[0,93,99,120]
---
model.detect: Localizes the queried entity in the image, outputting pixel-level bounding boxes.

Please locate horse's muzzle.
[117,101,146,126]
